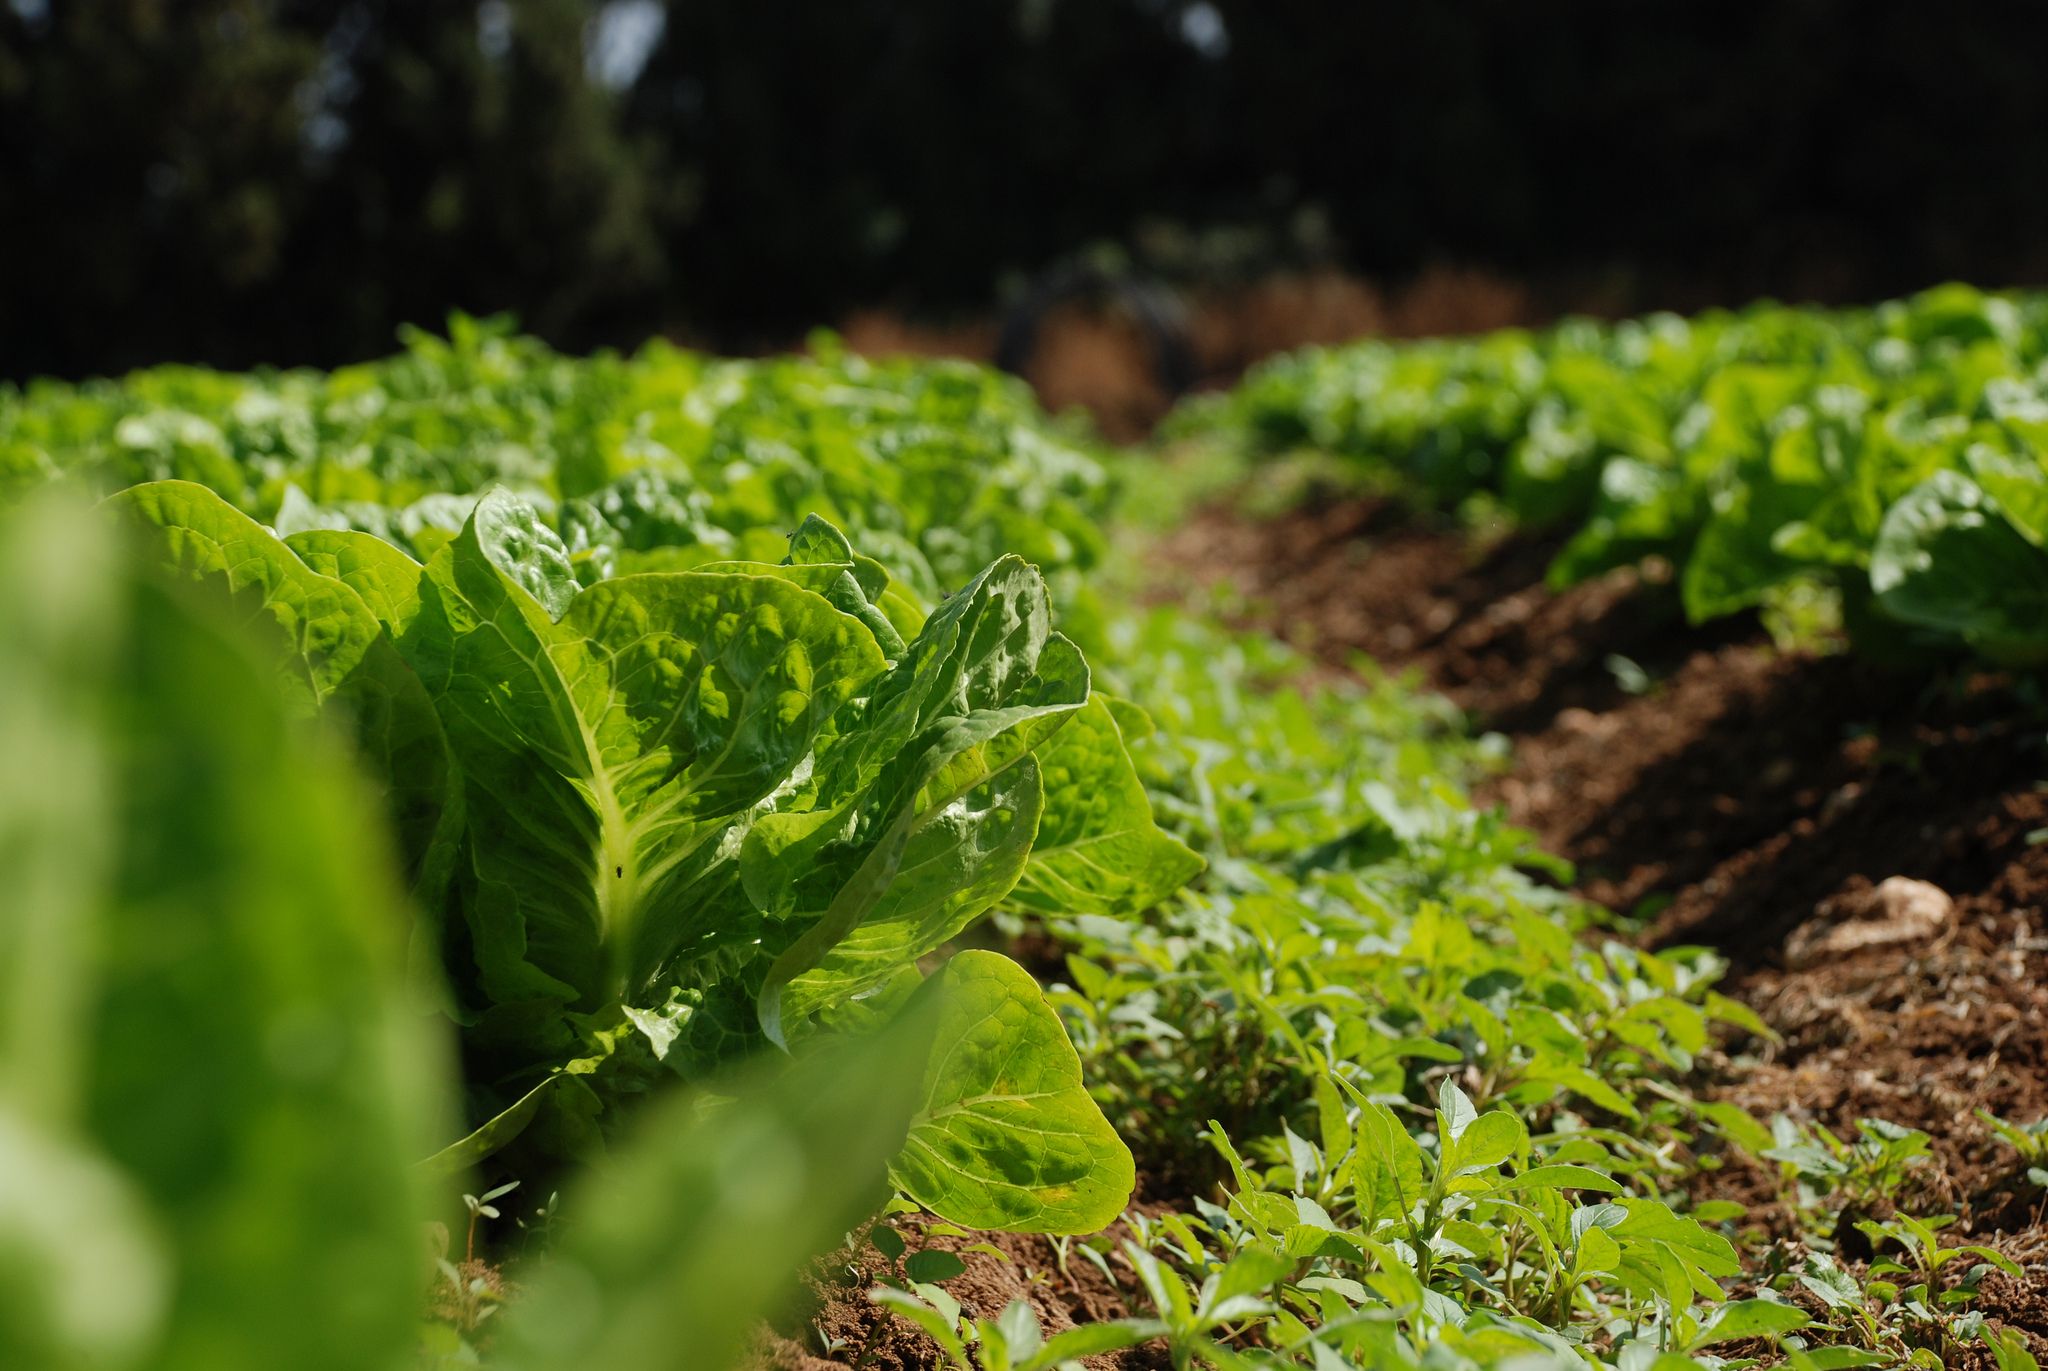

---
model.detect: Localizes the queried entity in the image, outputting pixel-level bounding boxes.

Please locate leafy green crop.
[103,474,1192,1236]
[0,316,1112,625]
[1167,282,2048,664]
[11,318,2024,1371]
[0,493,1163,1368]
[0,316,1195,1238]
[892,951,1136,1233]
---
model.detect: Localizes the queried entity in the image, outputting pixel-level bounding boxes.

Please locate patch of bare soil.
[753,1211,1173,1371]
[1151,498,1762,732]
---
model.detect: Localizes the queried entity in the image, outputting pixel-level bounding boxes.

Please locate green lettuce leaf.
[1871,469,2048,662]
[890,950,1135,1234]
[1966,440,2048,547]
[757,555,1090,1042]
[283,529,464,926]
[1009,694,1204,919]
[102,478,380,714]
[396,488,888,1012]
[109,484,464,1001]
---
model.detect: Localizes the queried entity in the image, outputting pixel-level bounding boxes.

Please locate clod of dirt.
[755,1216,1169,1371]
[1784,876,1956,969]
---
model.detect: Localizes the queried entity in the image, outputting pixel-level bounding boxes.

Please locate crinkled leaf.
[830,555,1078,804]
[285,527,428,635]
[1872,469,2048,660]
[104,479,380,714]
[890,951,1135,1234]
[764,756,1045,1044]
[400,489,886,1011]
[758,559,1089,1038]
[1009,694,1204,920]
[116,496,462,994]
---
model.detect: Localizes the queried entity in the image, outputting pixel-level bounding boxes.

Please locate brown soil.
[753,1210,1172,1371]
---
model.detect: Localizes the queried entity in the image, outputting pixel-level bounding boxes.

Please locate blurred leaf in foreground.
[0,493,452,1371]
[0,497,167,1369]
[498,1000,940,1371]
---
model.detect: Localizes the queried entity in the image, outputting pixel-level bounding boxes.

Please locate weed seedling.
[433,1258,504,1336]
[515,1189,561,1255]
[462,1180,519,1263]
[1978,1110,2048,1202]
[1766,1116,1932,1227]
[1120,1240,1285,1371]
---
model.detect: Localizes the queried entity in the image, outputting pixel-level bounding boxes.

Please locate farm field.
[5,286,2048,1371]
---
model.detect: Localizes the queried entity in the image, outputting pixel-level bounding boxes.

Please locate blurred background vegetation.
[8,0,2048,380]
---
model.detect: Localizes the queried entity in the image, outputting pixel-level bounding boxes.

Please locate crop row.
[0,317,2032,1370]
[1168,281,2048,665]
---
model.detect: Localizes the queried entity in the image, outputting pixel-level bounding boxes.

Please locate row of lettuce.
[0,315,1111,627]
[1167,281,2048,665]
[0,321,2011,1370]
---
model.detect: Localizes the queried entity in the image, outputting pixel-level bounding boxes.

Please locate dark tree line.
[6,0,2048,379]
